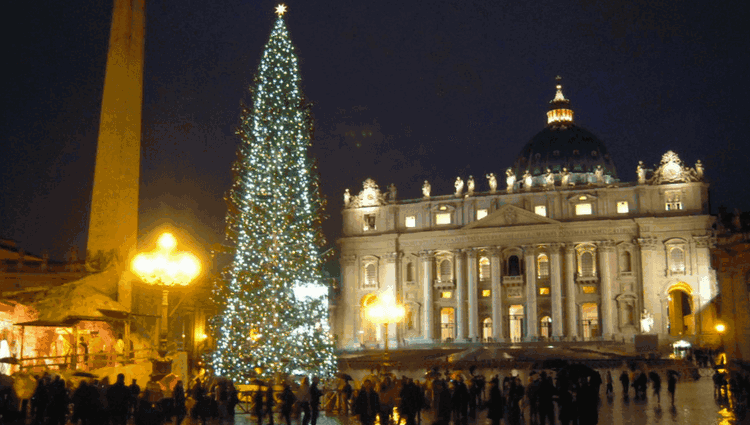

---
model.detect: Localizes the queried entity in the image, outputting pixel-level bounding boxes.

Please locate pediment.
[464,204,560,229]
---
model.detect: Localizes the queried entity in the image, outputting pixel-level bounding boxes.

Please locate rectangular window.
[665,191,683,211]
[441,291,453,299]
[575,203,592,216]
[539,287,550,295]
[534,205,547,217]
[482,289,491,297]
[436,212,451,225]
[666,202,683,211]
[617,201,629,214]
[582,286,597,294]
[363,214,376,230]
[476,209,488,220]
[405,215,416,228]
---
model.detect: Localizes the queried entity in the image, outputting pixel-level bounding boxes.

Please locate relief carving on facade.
[348,178,387,208]
[647,151,705,185]
[637,236,661,251]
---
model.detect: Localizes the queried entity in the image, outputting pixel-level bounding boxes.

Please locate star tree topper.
[275,4,287,16]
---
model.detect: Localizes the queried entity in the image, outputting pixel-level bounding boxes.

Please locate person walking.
[254,387,265,425]
[265,383,276,425]
[355,379,381,425]
[310,377,322,425]
[280,383,296,425]
[605,371,614,397]
[667,372,678,406]
[486,378,504,425]
[297,377,312,425]
[649,371,662,404]
[619,370,630,399]
[173,380,187,425]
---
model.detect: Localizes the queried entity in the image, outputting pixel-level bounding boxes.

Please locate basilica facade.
[333,81,719,350]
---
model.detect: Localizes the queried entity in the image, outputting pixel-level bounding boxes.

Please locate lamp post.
[716,323,727,367]
[365,291,406,361]
[131,233,201,358]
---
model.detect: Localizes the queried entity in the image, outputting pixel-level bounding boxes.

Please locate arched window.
[537,254,549,279]
[580,252,595,276]
[669,247,685,273]
[364,263,377,288]
[406,262,414,283]
[507,255,521,276]
[620,251,632,273]
[439,259,453,282]
[479,257,490,281]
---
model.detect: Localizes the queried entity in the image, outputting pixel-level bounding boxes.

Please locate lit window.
[575,203,592,215]
[535,205,547,217]
[405,215,416,228]
[582,286,597,294]
[476,209,488,220]
[669,247,686,273]
[363,214,376,230]
[441,291,453,299]
[617,201,629,214]
[482,289,491,297]
[579,250,596,276]
[666,201,683,211]
[436,212,451,225]
[364,263,377,288]
[537,254,549,279]
[479,257,490,281]
[665,191,683,211]
[539,287,550,295]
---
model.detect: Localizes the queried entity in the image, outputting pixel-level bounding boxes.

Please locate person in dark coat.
[266,384,276,425]
[254,387,266,425]
[107,373,131,425]
[451,375,469,424]
[354,379,381,425]
[129,379,141,421]
[280,383,296,425]
[619,370,630,399]
[173,380,187,425]
[486,378,504,425]
[649,371,662,404]
[310,377,323,425]
[667,372,678,406]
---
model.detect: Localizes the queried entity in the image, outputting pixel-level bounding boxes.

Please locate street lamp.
[365,291,406,360]
[131,232,201,357]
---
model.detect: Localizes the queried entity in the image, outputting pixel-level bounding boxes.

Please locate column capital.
[384,252,402,263]
[597,240,616,252]
[465,248,479,259]
[488,246,502,257]
[548,242,565,252]
[637,237,661,251]
[693,235,715,249]
[418,250,434,259]
[565,243,577,254]
[521,244,536,255]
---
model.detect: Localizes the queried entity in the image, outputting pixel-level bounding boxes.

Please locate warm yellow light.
[131,232,201,287]
[365,291,406,325]
[275,4,287,16]
[716,323,726,333]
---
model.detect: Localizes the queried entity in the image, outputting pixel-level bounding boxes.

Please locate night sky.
[3,0,749,269]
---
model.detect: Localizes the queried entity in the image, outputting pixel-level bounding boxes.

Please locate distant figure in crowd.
[619,370,630,399]
[310,377,322,425]
[280,383,296,425]
[355,379,380,425]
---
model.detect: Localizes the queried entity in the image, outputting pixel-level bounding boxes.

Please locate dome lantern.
[547,76,574,125]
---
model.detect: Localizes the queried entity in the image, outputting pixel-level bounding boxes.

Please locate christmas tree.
[211,4,337,382]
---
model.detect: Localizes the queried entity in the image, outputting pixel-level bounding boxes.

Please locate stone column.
[384,252,401,347]
[420,251,435,342]
[523,245,538,340]
[467,249,479,341]
[565,245,578,340]
[638,237,662,334]
[599,241,616,339]
[455,250,466,342]
[340,255,359,348]
[549,243,564,339]
[490,247,504,342]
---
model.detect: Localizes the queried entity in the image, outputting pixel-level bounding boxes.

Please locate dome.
[511,77,618,184]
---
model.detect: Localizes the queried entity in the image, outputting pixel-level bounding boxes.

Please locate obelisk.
[87,0,145,272]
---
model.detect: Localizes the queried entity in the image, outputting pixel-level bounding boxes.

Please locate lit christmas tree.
[211,4,337,381]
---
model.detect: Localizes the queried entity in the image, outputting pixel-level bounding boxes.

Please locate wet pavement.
[177,368,741,425]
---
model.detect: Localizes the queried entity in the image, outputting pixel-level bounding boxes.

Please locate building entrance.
[668,284,694,336]
[440,308,455,341]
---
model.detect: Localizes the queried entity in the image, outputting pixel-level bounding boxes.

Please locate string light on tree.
[210,4,336,382]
